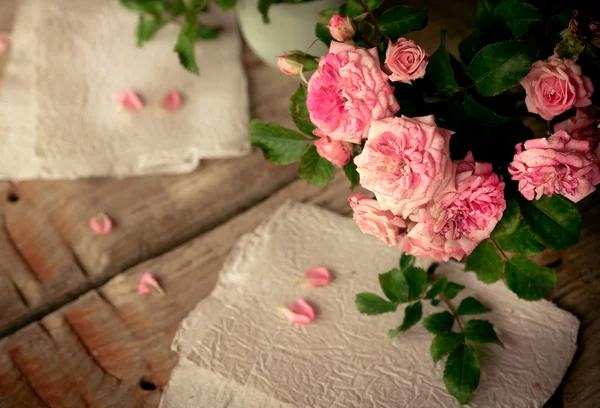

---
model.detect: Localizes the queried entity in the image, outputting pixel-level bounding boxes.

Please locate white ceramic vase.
[235,0,345,68]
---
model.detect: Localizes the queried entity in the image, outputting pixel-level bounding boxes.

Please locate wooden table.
[1,18,599,408]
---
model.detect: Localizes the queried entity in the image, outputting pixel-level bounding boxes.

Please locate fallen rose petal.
[277,299,315,325]
[138,273,165,295]
[117,89,144,112]
[162,91,182,112]
[89,213,113,235]
[0,32,9,55]
[298,266,332,287]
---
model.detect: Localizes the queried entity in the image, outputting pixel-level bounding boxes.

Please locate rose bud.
[277,51,318,76]
[328,14,355,42]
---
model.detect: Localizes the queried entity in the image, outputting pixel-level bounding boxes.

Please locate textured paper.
[0,0,250,180]
[162,201,579,408]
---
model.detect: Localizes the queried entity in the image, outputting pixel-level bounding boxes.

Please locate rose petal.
[117,89,144,112]
[162,91,182,112]
[138,273,165,295]
[89,213,113,235]
[0,32,9,55]
[278,299,315,325]
[303,266,332,287]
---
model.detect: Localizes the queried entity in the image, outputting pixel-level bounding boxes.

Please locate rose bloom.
[509,130,600,202]
[314,129,352,167]
[385,38,429,84]
[306,42,400,144]
[354,115,454,218]
[348,193,409,246]
[521,56,593,120]
[328,14,355,42]
[401,153,506,261]
[554,107,600,150]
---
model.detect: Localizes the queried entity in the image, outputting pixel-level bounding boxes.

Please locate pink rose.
[307,42,400,144]
[385,38,429,84]
[348,194,410,247]
[554,107,600,150]
[521,56,594,120]
[509,130,600,202]
[402,153,506,261]
[314,129,352,167]
[354,115,454,218]
[328,14,355,42]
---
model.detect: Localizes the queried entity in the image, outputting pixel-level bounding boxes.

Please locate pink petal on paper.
[89,213,113,235]
[278,299,315,325]
[304,266,332,287]
[138,273,165,295]
[0,32,9,55]
[117,89,144,112]
[162,91,182,112]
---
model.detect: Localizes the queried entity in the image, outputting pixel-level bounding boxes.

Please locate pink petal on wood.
[278,299,315,325]
[117,89,144,112]
[89,213,113,235]
[304,266,332,287]
[138,273,165,295]
[162,91,182,112]
[0,32,9,55]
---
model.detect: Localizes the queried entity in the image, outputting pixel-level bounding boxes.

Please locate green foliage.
[316,8,339,46]
[195,26,220,40]
[343,161,360,190]
[399,253,416,271]
[423,311,455,334]
[457,297,491,315]
[505,257,556,300]
[444,345,480,404]
[250,120,309,164]
[299,146,335,187]
[459,31,485,66]
[379,268,409,303]
[257,0,278,23]
[425,276,448,299]
[463,319,504,347]
[465,240,503,284]
[377,6,428,41]
[427,31,460,95]
[462,94,511,127]
[519,194,582,251]
[136,15,166,47]
[356,293,398,315]
[174,13,199,74]
[345,0,364,17]
[444,282,464,300]
[214,0,237,12]
[289,85,317,136]
[491,198,520,238]
[431,331,464,364]
[121,0,166,15]
[467,40,537,96]
[389,302,423,337]
[493,0,542,38]
[404,267,429,300]
[495,222,546,256]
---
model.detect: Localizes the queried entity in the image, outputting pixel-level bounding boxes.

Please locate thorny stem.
[441,295,464,332]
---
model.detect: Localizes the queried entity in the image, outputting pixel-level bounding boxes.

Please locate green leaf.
[425,276,448,300]
[195,26,220,40]
[463,319,504,347]
[135,15,166,47]
[431,331,464,363]
[299,146,335,187]
[423,311,455,334]
[379,268,409,303]
[504,257,556,300]
[494,0,542,38]
[315,8,338,46]
[472,0,501,29]
[491,198,520,237]
[444,282,464,300]
[174,13,199,75]
[289,85,316,136]
[519,194,582,251]
[345,0,364,17]
[431,299,440,306]
[462,94,511,127]
[250,120,309,164]
[377,6,428,41]
[457,297,491,315]
[459,31,485,65]
[427,31,460,95]
[399,253,416,271]
[403,267,429,301]
[495,222,545,256]
[365,0,385,11]
[465,240,503,284]
[214,0,238,12]
[121,0,166,15]
[467,39,536,96]
[343,160,360,190]
[356,293,398,315]
[444,345,480,404]
[257,0,279,23]
[389,302,423,337]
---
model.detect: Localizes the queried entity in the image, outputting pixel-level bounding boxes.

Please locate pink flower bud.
[328,14,355,42]
[314,130,352,167]
[117,89,144,112]
[89,213,113,235]
[138,273,165,295]
[162,91,182,112]
[277,51,318,76]
[296,266,332,287]
[277,299,315,325]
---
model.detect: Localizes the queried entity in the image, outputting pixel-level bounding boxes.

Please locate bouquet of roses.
[252,0,599,403]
